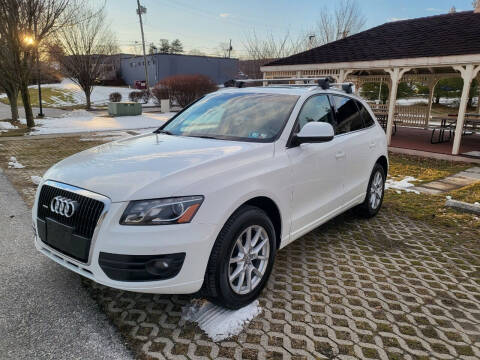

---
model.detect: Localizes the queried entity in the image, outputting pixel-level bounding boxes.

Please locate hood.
[44,133,273,202]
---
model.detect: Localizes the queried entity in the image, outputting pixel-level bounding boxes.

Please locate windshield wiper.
[186,135,219,140]
[154,129,174,135]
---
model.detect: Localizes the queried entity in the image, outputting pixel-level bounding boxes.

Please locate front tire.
[355,163,386,218]
[202,206,276,309]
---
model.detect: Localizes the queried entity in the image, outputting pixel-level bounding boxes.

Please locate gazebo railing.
[369,103,429,128]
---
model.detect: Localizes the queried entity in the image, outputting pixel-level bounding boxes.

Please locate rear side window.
[296,95,335,131]
[331,96,365,135]
[356,100,375,127]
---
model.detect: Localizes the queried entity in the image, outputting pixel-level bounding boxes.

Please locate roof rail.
[224,77,354,94]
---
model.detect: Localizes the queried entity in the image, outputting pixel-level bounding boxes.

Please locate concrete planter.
[108,102,142,116]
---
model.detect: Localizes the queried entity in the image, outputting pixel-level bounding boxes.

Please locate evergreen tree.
[159,39,170,53]
[170,39,184,54]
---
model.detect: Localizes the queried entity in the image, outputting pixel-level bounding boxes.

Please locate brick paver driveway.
[1,135,479,359]
[85,210,480,360]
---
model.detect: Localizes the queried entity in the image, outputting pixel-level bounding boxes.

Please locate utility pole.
[228,39,232,58]
[136,0,150,91]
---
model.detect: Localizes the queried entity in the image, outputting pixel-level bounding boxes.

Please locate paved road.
[0,169,132,360]
[0,102,69,120]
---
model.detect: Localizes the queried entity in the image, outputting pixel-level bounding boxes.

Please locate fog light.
[99,252,186,281]
[146,259,171,275]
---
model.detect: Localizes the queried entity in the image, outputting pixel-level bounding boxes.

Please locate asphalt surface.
[0,169,132,359]
[0,102,69,120]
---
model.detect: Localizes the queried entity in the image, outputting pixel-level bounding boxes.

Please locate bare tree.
[188,49,206,56]
[243,30,304,62]
[52,5,117,109]
[0,39,21,121]
[0,0,74,127]
[308,0,366,47]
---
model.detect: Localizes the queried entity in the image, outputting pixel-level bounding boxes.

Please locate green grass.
[385,153,479,232]
[388,153,471,184]
[0,87,78,109]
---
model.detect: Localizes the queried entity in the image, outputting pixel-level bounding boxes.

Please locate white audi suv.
[33,79,388,309]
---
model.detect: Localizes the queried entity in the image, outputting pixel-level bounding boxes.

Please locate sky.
[105,0,477,58]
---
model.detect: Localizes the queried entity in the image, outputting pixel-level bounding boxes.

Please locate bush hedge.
[109,92,122,103]
[152,74,217,107]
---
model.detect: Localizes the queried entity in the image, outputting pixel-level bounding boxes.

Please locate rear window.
[331,96,365,135]
[356,100,375,127]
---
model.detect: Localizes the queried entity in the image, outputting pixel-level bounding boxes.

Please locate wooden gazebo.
[261,9,480,155]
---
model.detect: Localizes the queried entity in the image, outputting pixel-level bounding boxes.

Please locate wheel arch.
[376,155,388,176]
[240,196,283,250]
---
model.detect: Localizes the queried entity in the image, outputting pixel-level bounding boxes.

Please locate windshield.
[162,92,299,142]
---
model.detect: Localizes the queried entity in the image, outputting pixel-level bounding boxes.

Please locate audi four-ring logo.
[50,196,78,218]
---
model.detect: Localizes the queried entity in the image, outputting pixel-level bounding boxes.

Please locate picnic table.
[373,110,399,135]
[430,113,480,144]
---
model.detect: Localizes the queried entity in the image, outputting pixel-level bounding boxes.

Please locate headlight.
[120,196,204,225]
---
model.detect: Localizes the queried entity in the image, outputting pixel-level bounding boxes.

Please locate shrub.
[153,74,218,107]
[109,92,122,103]
[129,90,150,103]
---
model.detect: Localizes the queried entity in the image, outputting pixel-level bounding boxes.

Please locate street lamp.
[23,35,35,46]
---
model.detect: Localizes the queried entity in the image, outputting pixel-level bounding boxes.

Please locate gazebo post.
[385,67,411,144]
[425,78,439,130]
[452,65,480,155]
[338,69,353,83]
[477,75,480,115]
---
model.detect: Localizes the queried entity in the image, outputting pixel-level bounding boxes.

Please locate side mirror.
[294,122,334,144]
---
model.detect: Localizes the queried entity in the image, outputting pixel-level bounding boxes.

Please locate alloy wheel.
[370,171,384,210]
[228,225,270,295]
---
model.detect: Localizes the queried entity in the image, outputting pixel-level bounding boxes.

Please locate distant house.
[119,53,239,86]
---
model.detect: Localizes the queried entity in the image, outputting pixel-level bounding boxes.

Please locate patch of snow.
[31,176,42,185]
[20,111,175,135]
[8,156,25,169]
[0,121,18,133]
[446,196,452,200]
[0,122,17,130]
[385,176,420,194]
[182,300,262,342]
[25,78,135,107]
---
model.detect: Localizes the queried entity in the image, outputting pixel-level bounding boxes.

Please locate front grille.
[37,184,105,239]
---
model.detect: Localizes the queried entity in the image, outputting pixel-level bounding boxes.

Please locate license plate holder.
[45,218,90,262]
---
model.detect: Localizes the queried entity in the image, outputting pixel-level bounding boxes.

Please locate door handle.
[335,151,346,160]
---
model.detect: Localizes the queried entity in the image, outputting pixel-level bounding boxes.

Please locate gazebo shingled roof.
[266,11,480,66]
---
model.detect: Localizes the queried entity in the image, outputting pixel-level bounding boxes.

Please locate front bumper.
[34,201,218,294]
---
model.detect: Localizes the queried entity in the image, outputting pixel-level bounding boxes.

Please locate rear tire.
[355,163,385,218]
[202,205,276,310]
